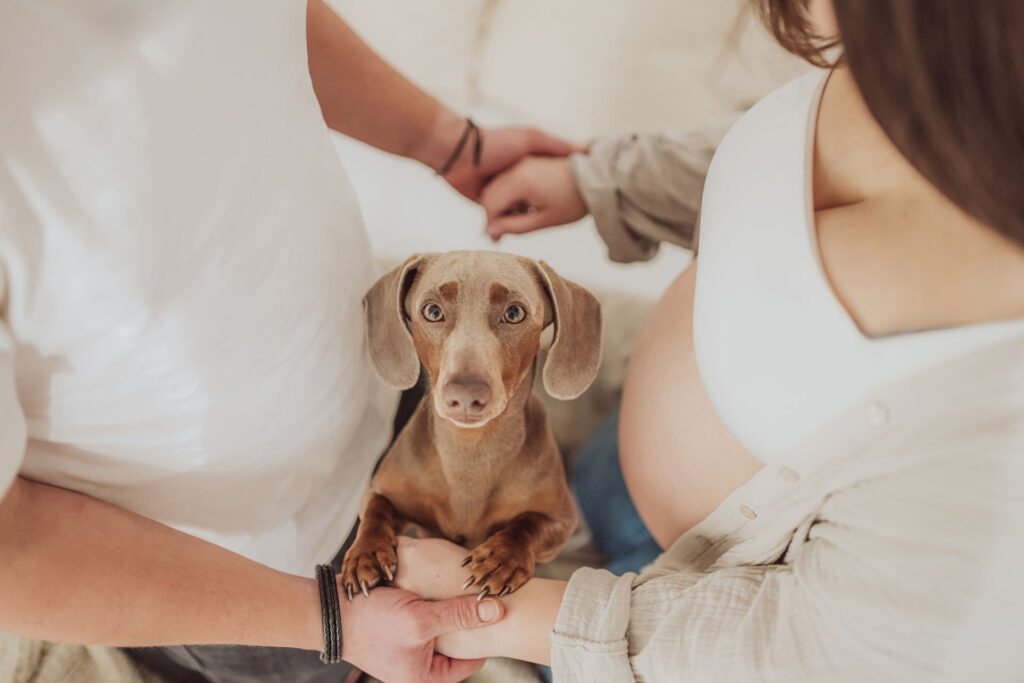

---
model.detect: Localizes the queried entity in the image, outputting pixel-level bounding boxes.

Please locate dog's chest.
[383,458,510,545]
[433,471,504,544]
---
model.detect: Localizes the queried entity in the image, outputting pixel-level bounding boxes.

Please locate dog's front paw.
[340,540,398,601]
[461,537,535,599]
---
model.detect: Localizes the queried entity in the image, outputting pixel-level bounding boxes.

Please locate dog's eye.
[503,304,526,324]
[422,303,445,322]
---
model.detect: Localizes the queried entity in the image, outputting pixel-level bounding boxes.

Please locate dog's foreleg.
[462,511,572,599]
[339,493,404,601]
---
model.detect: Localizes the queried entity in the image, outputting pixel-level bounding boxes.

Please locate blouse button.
[739,505,757,520]
[865,400,890,426]
[778,466,800,482]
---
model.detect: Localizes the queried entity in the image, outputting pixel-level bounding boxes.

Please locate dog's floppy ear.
[533,260,603,400]
[363,254,426,389]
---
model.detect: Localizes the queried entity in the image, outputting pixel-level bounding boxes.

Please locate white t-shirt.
[0,1,396,574]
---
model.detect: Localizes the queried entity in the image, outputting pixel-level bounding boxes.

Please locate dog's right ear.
[363,254,425,389]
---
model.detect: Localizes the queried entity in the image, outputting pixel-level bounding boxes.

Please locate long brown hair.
[755,0,1024,247]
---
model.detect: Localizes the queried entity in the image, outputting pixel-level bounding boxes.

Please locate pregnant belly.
[619,260,763,548]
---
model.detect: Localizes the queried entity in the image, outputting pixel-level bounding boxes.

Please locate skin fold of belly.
[619,260,765,549]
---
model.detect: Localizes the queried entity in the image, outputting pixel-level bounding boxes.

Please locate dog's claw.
[498,586,511,597]
[360,581,370,598]
[477,587,490,601]
[462,576,476,590]
[383,565,394,582]
[461,556,472,567]
[346,584,354,602]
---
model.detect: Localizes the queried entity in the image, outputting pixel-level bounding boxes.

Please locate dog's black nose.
[443,379,491,418]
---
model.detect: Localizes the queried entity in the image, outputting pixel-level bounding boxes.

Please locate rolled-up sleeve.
[553,562,832,682]
[568,115,738,263]
[549,568,639,682]
[551,449,1024,682]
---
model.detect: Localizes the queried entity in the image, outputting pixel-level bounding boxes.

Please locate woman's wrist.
[435,577,567,665]
[501,577,566,665]
[393,537,567,664]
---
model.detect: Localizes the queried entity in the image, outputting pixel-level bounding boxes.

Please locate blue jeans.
[540,408,660,680]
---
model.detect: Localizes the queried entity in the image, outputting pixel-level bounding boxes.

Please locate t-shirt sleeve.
[0,285,26,499]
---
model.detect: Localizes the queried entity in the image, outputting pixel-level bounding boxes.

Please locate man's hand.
[391,537,567,665]
[478,156,589,240]
[442,126,583,202]
[339,582,504,683]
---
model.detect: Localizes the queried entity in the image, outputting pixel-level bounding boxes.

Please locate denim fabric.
[570,408,662,575]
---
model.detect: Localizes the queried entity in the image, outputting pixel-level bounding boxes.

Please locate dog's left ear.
[363,254,426,389]
[533,260,603,400]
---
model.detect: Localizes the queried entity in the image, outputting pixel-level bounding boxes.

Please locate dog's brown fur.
[341,251,602,600]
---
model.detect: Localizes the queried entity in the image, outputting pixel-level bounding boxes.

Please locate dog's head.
[363,251,602,428]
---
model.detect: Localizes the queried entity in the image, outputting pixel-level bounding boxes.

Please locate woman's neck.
[812,67,1024,338]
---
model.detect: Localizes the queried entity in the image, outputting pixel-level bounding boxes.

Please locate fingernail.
[477,599,500,623]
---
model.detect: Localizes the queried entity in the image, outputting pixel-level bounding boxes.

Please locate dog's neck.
[429,368,535,486]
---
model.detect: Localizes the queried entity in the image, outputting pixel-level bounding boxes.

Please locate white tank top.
[693,70,1024,463]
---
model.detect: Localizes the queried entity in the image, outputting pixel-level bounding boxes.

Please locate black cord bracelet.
[436,118,482,176]
[315,564,343,664]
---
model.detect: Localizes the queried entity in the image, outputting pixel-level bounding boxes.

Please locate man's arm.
[305,0,460,170]
[305,0,580,200]
[0,477,503,682]
[0,476,321,649]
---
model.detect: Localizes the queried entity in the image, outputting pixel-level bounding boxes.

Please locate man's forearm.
[0,477,322,650]
[305,0,464,170]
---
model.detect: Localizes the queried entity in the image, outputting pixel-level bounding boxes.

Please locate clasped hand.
[338,536,503,683]
[441,127,590,242]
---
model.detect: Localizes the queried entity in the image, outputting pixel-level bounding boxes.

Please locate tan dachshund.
[341,251,602,601]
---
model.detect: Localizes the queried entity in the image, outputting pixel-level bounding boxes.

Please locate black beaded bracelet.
[315,564,343,664]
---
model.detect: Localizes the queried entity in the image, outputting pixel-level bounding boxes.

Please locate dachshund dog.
[341,251,602,601]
